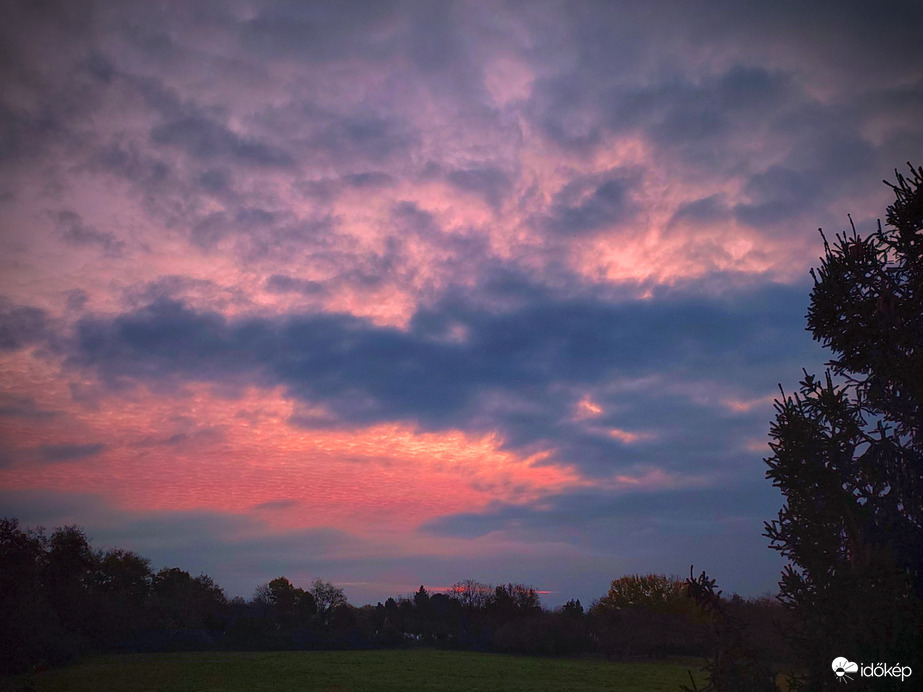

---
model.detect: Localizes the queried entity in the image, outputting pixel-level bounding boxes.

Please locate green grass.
[3,650,707,692]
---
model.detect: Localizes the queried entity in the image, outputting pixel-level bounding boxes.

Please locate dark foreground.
[1,650,708,692]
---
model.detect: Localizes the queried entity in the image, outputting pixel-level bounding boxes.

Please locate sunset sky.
[2,0,922,607]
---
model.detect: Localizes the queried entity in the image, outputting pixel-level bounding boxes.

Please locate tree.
[448,579,492,611]
[44,525,97,636]
[486,583,541,618]
[91,548,153,644]
[148,567,227,631]
[0,518,56,674]
[260,576,316,630]
[592,573,708,659]
[94,548,152,604]
[561,598,584,617]
[309,578,346,625]
[412,585,430,611]
[595,573,696,617]
[682,570,777,692]
[764,164,923,690]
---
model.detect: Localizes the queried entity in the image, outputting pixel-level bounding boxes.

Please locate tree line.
[0,518,790,676]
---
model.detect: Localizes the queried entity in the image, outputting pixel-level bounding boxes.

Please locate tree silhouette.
[309,578,346,626]
[448,579,492,611]
[595,573,693,615]
[2,515,794,670]
[266,576,316,628]
[592,573,708,659]
[44,525,96,634]
[149,567,227,632]
[0,518,56,674]
[764,164,923,690]
[682,569,777,692]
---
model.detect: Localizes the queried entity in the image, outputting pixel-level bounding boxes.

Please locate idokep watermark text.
[832,657,912,683]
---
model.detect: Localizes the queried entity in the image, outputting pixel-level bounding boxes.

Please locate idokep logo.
[832,658,858,682]
[832,657,913,683]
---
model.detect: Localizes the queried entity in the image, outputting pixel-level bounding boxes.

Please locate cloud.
[308,111,414,164]
[544,170,640,236]
[265,275,326,296]
[89,142,171,188]
[446,167,513,210]
[52,210,126,256]
[669,195,731,228]
[422,481,781,541]
[62,277,823,475]
[65,289,90,312]
[37,442,106,463]
[343,171,393,188]
[150,115,295,168]
[0,299,49,351]
[240,1,400,63]
[0,394,61,420]
[131,426,225,449]
[119,275,253,314]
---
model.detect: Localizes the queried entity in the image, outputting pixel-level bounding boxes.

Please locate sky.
[2,0,922,608]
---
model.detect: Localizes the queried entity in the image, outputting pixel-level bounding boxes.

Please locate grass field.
[2,650,708,691]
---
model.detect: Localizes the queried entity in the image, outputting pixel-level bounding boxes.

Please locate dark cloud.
[265,275,325,296]
[342,171,393,188]
[90,142,171,187]
[169,189,338,260]
[296,172,393,204]
[65,278,822,473]
[51,210,126,256]
[316,113,412,163]
[120,275,252,313]
[37,442,105,463]
[190,212,229,248]
[132,427,225,449]
[0,106,63,163]
[240,216,338,263]
[241,1,399,62]
[150,115,294,168]
[0,395,61,420]
[668,195,731,228]
[544,170,639,236]
[422,481,781,540]
[391,201,438,235]
[0,299,49,351]
[523,3,922,219]
[255,97,417,167]
[617,67,793,154]
[65,289,90,312]
[446,167,513,210]
[196,168,231,193]
[733,165,825,228]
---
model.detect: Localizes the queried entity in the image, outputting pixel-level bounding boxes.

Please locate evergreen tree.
[764,164,923,690]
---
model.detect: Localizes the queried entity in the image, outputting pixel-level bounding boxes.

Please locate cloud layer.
[1,0,921,605]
